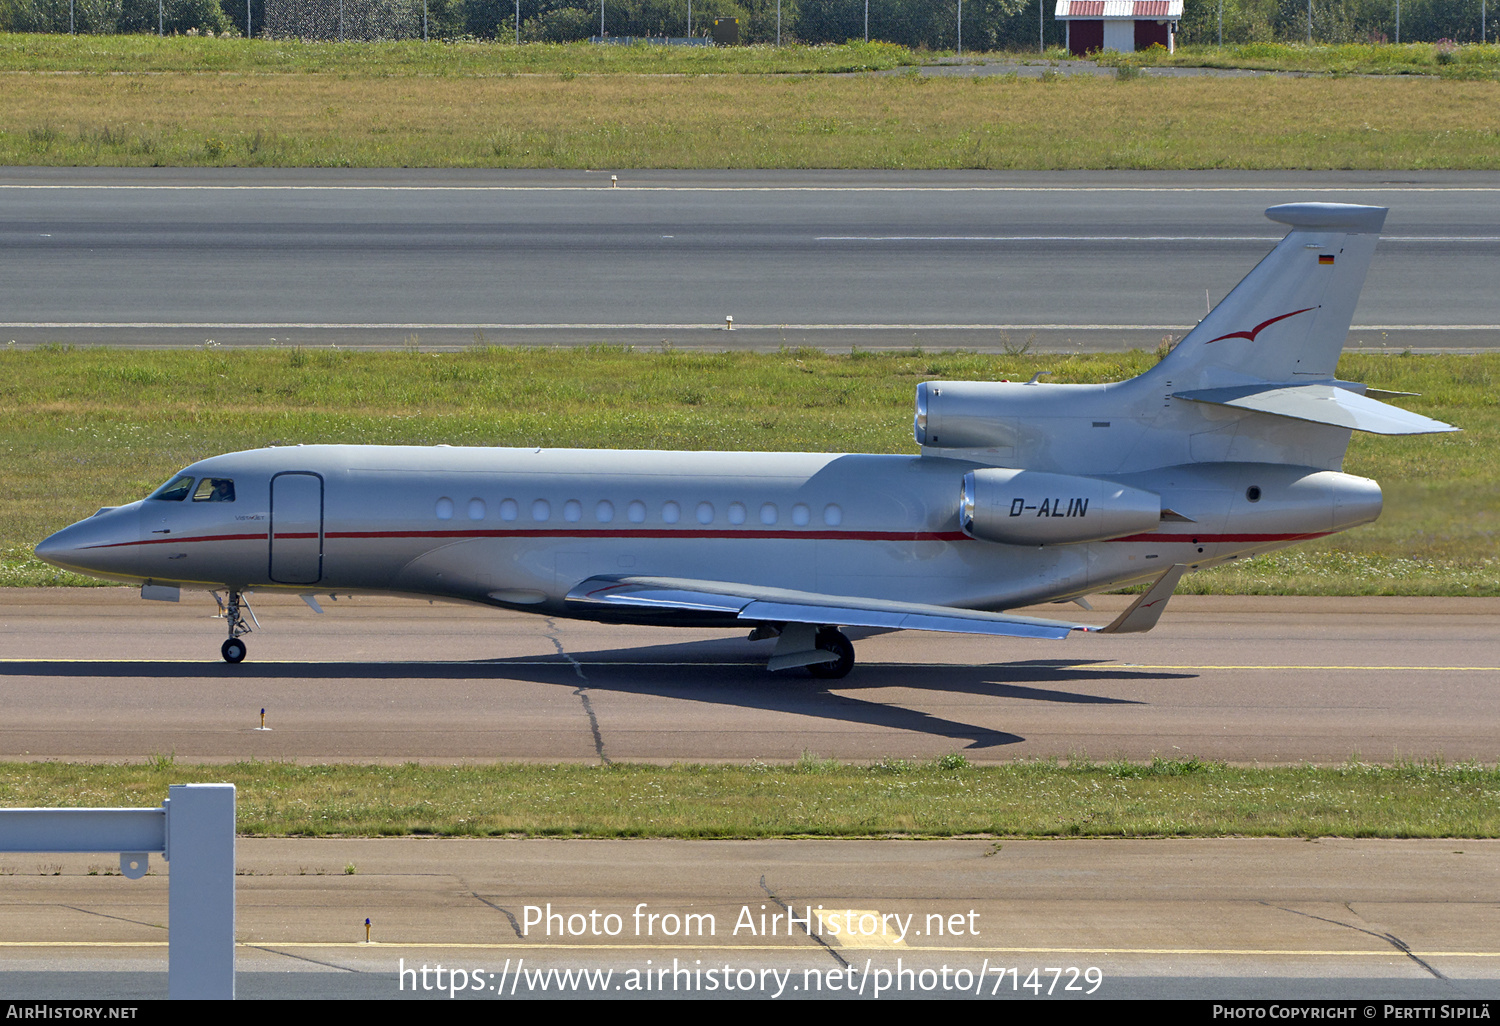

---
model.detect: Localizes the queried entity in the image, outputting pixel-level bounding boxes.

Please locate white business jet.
[35,203,1455,677]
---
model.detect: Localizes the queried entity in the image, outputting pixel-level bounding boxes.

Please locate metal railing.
[0,783,236,1001]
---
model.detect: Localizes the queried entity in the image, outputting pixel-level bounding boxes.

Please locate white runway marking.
[3,322,1496,331]
[817,235,1500,243]
[4,184,1500,193]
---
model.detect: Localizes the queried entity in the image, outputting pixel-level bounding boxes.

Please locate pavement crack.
[60,904,164,931]
[1261,901,1446,980]
[545,618,610,766]
[760,873,848,969]
[245,945,362,972]
[470,892,524,938]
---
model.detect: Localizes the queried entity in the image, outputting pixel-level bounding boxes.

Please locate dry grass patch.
[2,73,1497,168]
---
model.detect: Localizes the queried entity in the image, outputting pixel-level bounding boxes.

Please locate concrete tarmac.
[2,588,1498,765]
[3,837,1500,999]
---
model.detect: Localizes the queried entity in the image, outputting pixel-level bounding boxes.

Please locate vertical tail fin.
[1156,203,1387,385]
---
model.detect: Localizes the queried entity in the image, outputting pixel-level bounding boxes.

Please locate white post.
[0,783,236,1001]
[70,0,74,34]
[423,0,428,41]
[1040,0,1044,52]
[166,784,237,1000]
[516,0,519,43]
[865,0,869,42]
[1395,0,1400,43]
[1307,0,1312,43]
[600,0,604,37]
[159,0,163,35]
[957,0,962,55]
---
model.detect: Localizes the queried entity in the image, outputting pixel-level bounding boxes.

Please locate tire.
[806,628,855,679]
[221,638,247,664]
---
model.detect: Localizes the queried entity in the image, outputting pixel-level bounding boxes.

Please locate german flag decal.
[1319,254,1336,265]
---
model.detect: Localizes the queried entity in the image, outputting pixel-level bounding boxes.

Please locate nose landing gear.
[214,589,254,664]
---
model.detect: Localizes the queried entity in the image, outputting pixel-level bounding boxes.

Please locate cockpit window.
[193,478,235,503]
[149,475,195,502]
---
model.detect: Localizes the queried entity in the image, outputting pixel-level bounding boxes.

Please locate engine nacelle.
[961,468,1161,545]
[916,381,1020,449]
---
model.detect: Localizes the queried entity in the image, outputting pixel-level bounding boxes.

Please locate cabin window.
[627,500,646,524]
[727,502,746,525]
[792,503,811,526]
[760,503,778,525]
[696,502,715,525]
[532,499,551,522]
[192,478,235,503]
[149,475,195,502]
[596,500,615,523]
[662,501,680,524]
[435,497,455,520]
[500,499,519,521]
[468,498,486,521]
[564,500,583,523]
[824,504,842,526]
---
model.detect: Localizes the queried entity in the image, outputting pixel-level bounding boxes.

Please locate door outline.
[269,471,324,585]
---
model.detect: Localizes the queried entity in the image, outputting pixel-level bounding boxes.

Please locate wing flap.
[565,575,1093,640]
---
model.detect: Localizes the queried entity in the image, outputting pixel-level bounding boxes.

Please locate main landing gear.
[807,627,856,679]
[763,623,857,678]
[215,589,254,664]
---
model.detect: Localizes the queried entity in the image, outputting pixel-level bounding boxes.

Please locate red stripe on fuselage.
[84,527,1334,549]
[84,532,269,550]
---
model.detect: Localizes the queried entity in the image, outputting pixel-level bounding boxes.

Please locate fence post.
[166,784,237,1000]
[0,783,236,1001]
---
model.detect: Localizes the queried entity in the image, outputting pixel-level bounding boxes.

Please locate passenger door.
[269,472,323,585]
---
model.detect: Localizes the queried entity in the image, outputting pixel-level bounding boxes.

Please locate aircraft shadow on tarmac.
[3,638,1192,751]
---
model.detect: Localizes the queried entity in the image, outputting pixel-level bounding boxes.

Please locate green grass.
[1,346,1494,594]
[1102,41,1500,80]
[3,756,1498,838]
[0,34,919,75]
[2,37,1498,168]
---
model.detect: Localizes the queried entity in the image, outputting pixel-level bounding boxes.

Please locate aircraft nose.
[34,520,95,571]
[33,529,69,565]
[34,506,142,576]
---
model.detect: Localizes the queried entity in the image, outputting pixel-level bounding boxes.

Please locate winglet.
[1099,565,1187,635]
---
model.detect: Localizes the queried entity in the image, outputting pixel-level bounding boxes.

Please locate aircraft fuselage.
[38,444,1380,624]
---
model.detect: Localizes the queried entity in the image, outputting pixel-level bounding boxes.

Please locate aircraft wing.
[565,575,1107,641]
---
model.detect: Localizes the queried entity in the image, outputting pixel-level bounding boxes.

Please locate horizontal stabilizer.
[566,575,1094,641]
[1100,565,1186,635]
[1172,384,1458,435]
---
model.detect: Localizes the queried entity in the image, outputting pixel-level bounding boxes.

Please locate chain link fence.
[263,0,422,39]
[0,0,1490,46]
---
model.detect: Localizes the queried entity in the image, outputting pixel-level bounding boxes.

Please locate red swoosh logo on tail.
[1206,306,1317,344]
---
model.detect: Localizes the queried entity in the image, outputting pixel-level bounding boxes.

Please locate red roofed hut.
[1054,0,1182,56]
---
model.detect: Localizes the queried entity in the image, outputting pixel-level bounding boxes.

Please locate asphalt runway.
[2,168,1498,352]
[3,589,1498,765]
[5,589,1500,1001]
